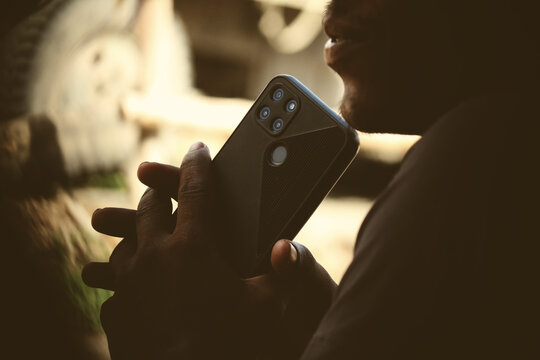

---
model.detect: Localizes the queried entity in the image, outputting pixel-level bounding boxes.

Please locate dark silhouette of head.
[324,0,540,134]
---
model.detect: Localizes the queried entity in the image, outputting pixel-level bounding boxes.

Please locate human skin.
[83,143,336,359]
[324,0,539,134]
[323,0,462,134]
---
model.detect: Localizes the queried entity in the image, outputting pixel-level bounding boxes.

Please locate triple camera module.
[257,86,300,135]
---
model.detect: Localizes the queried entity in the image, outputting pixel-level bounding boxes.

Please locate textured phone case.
[212,75,359,277]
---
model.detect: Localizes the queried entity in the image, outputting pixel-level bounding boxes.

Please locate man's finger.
[136,188,174,248]
[109,237,137,270]
[137,162,180,201]
[92,208,136,238]
[82,262,115,291]
[270,239,299,275]
[174,142,212,240]
[271,240,337,291]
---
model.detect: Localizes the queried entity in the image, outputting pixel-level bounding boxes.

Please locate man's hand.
[82,142,336,359]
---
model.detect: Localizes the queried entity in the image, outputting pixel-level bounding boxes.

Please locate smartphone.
[213,75,359,277]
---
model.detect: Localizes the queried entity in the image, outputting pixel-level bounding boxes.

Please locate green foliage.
[83,171,127,190]
[48,227,112,332]
[63,266,111,332]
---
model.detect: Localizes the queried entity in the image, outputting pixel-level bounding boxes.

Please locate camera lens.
[259,106,270,120]
[272,88,284,101]
[272,118,284,132]
[286,99,298,113]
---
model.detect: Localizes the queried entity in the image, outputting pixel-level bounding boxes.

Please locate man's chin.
[339,94,426,135]
[340,96,393,134]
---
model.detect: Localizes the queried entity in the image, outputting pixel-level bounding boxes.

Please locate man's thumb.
[271,239,298,275]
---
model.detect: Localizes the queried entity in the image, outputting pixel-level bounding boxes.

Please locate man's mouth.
[322,16,377,69]
[324,30,373,70]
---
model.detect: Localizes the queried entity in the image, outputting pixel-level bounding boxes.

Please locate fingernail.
[289,242,298,263]
[189,142,205,152]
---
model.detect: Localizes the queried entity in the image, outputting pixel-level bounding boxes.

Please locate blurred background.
[0,0,418,358]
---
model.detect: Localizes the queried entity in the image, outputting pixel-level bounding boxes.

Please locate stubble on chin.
[338,93,358,128]
[339,87,382,133]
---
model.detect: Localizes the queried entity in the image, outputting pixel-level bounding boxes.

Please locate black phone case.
[212,75,359,277]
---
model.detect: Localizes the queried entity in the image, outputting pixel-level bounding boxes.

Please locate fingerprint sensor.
[270,145,287,166]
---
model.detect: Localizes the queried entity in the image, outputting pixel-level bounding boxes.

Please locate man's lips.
[324,37,369,69]
[323,17,376,69]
